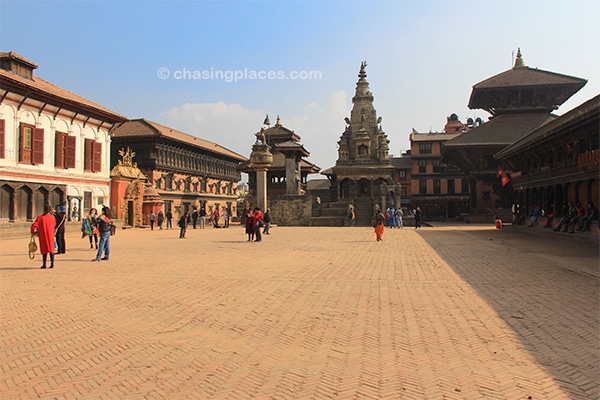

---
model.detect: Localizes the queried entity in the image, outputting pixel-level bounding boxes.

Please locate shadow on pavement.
[418,225,599,399]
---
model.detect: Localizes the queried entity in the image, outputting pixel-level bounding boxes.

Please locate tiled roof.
[472,66,586,90]
[306,179,330,190]
[410,132,463,142]
[495,95,600,159]
[391,156,411,169]
[443,113,557,147]
[110,119,247,161]
[0,66,127,122]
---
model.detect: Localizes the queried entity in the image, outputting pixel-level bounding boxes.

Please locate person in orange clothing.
[373,208,386,242]
[31,204,57,269]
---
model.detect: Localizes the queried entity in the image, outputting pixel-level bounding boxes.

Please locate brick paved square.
[1,225,598,399]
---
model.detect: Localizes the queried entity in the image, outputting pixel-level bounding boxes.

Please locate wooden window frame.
[55,131,76,169]
[19,123,44,165]
[419,143,432,154]
[419,179,427,194]
[84,138,102,172]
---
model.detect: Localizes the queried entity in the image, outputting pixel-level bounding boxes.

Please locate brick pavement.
[1,224,598,399]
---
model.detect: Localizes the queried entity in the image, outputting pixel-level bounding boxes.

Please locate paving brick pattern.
[1,224,598,399]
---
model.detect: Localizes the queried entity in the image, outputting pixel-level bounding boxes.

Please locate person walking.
[253,207,264,242]
[386,206,396,228]
[395,208,403,228]
[191,207,198,229]
[178,212,189,238]
[415,207,422,229]
[223,208,230,228]
[82,208,99,249]
[200,207,207,229]
[373,208,386,241]
[157,210,165,230]
[54,205,67,254]
[149,211,156,231]
[31,204,57,269]
[212,208,220,228]
[263,208,271,234]
[166,210,173,229]
[527,204,540,227]
[93,206,112,262]
[348,204,356,227]
[245,208,255,241]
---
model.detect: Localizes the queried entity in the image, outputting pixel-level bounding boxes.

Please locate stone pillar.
[256,168,268,211]
[380,182,387,210]
[249,129,273,212]
[285,156,297,195]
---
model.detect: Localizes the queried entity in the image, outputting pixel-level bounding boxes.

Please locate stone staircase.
[309,201,348,226]
[309,196,379,227]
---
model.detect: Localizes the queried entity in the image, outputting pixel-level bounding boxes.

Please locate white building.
[0,51,127,222]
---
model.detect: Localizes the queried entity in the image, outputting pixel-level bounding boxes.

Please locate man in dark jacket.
[178,212,189,238]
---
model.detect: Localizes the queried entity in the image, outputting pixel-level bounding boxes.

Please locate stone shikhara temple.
[320,62,401,226]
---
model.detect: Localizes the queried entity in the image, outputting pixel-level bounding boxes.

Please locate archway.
[358,179,371,196]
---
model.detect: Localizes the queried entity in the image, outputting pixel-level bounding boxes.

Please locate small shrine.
[110,147,156,227]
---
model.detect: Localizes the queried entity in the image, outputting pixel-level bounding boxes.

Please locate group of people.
[553,201,599,233]
[371,205,421,242]
[175,206,234,238]
[244,207,270,242]
[511,200,598,233]
[31,205,112,269]
[384,206,404,228]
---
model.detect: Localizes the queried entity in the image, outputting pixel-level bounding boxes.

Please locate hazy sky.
[1,0,598,175]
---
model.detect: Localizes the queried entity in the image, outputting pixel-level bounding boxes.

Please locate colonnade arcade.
[515,178,598,216]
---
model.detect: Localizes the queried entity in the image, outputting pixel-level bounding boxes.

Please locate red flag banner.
[497,165,510,186]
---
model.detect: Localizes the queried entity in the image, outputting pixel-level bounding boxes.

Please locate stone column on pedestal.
[249,129,273,212]
[285,156,297,195]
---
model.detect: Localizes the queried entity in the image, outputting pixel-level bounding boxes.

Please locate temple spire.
[358,60,367,80]
[514,48,526,68]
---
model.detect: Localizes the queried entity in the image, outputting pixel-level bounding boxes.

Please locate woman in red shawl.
[31,204,57,269]
[253,207,264,242]
[245,208,255,241]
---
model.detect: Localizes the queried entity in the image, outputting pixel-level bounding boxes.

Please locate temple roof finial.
[514,48,526,68]
[275,115,282,127]
[358,61,367,80]
[263,114,271,126]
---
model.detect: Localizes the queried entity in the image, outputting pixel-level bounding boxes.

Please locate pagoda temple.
[442,49,587,215]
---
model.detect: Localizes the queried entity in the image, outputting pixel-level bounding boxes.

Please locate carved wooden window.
[418,159,427,173]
